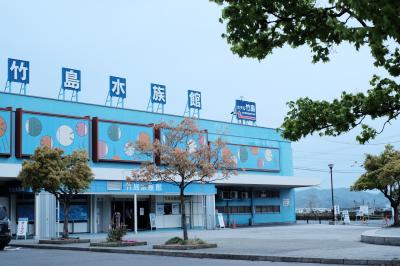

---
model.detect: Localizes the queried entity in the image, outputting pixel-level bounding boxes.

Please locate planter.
[153,243,217,250]
[39,238,90,245]
[90,241,147,247]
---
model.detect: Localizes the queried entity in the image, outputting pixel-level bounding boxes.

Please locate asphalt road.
[0,248,346,266]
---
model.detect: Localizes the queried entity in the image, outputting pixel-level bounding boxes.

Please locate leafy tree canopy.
[212,0,400,143]
[18,146,94,237]
[18,147,93,197]
[351,145,400,226]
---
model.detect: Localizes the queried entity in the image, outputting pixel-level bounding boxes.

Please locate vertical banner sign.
[109,76,127,98]
[62,68,81,91]
[150,83,166,104]
[235,100,256,122]
[8,58,30,84]
[188,90,202,109]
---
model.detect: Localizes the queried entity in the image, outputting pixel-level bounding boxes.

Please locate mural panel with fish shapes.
[221,143,280,172]
[97,120,154,163]
[160,128,208,149]
[158,128,208,164]
[0,108,12,156]
[19,110,90,156]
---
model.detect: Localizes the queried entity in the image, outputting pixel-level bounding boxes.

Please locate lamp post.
[328,164,335,222]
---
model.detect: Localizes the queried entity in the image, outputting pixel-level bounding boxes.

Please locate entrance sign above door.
[86,180,216,195]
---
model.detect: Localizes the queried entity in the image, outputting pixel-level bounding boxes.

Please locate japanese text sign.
[235,100,256,121]
[188,90,201,109]
[150,83,166,104]
[62,68,81,91]
[109,76,126,98]
[8,58,29,84]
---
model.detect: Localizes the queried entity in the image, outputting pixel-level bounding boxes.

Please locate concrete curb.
[361,229,400,246]
[153,243,217,250]
[9,243,400,265]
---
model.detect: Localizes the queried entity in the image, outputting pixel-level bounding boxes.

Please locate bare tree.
[128,118,236,240]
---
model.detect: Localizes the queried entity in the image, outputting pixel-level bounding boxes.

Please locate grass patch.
[165,237,206,245]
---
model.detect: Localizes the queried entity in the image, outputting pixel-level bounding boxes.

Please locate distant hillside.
[295,188,389,209]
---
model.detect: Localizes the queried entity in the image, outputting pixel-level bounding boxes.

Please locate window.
[255,205,280,213]
[215,206,251,214]
[161,203,181,215]
[164,203,172,215]
[0,206,7,220]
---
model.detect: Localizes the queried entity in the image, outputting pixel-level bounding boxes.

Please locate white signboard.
[217,213,225,228]
[17,217,28,240]
[360,205,369,215]
[283,198,290,207]
[341,210,351,224]
[149,213,156,230]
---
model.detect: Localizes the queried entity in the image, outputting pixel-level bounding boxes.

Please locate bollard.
[319,217,321,224]
[306,218,309,224]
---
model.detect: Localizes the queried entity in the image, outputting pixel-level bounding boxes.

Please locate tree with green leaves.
[212,0,400,143]
[129,118,236,240]
[351,145,400,226]
[17,146,94,238]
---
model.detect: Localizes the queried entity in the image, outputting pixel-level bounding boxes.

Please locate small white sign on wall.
[172,203,180,215]
[156,204,164,215]
[283,198,290,207]
[17,217,28,240]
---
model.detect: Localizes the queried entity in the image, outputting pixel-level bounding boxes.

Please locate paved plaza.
[9,224,400,264]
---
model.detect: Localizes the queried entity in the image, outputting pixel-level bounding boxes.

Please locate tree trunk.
[393,204,399,226]
[62,197,70,239]
[180,188,188,241]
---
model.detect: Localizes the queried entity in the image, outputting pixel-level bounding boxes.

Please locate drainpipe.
[250,188,254,226]
[134,194,137,234]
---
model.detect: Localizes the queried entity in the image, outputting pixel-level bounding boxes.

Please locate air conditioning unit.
[241,192,249,199]
[230,191,238,199]
[222,191,230,199]
[219,191,230,199]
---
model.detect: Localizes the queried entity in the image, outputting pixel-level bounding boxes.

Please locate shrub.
[107,225,127,242]
[165,237,184,245]
[165,237,206,245]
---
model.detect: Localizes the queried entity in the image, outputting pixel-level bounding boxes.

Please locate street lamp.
[328,164,335,223]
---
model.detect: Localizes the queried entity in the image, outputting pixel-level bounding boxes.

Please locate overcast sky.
[1,0,399,189]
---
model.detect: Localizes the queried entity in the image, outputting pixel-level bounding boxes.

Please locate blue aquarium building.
[0,92,317,238]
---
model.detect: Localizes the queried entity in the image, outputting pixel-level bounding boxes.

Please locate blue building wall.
[215,188,296,226]
[0,92,293,175]
[0,92,295,226]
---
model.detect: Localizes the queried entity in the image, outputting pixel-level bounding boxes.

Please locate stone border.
[361,230,400,246]
[9,243,400,265]
[90,241,147,247]
[153,243,217,250]
[39,239,90,245]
